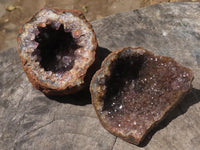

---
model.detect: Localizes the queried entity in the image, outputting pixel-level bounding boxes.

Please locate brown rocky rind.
[17,8,97,95]
[90,47,193,145]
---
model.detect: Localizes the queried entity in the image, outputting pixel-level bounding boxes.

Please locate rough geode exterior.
[90,47,193,145]
[17,8,97,95]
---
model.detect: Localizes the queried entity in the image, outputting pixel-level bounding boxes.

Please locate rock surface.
[0,2,200,150]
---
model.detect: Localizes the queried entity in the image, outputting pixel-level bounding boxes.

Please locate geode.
[90,47,193,145]
[17,8,97,95]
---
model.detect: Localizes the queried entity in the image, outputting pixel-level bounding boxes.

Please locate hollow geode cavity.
[90,47,193,145]
[17,8,97,95]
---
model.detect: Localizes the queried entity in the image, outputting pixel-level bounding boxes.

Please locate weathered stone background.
[0,2,200,150]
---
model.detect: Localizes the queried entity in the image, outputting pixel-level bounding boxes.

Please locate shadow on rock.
[139,88,200,147]
[47,88,92,106]
[84,46,111,84]
[97,46,112,63]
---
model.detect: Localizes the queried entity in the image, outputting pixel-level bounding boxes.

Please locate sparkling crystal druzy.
[17,8,97,95]
[90,47,193,145]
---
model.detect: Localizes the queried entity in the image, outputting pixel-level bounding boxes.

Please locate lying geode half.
[17,8,97,95]
[90,47,193,145]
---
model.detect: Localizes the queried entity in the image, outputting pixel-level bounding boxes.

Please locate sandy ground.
[0,0,199,52]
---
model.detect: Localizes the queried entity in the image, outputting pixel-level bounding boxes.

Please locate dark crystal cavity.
[102,51,192,134]
[33,22,80,73]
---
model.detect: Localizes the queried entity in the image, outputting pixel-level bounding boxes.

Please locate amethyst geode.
[17,8,97,95]
[90,47,193,145]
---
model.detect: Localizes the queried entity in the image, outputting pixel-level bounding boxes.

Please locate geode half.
[17,8,97,95]
[90,47,193,145]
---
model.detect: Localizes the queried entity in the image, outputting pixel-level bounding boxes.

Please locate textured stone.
[0,2,200,150]
[90,47,193,145]
[17,8,97,95]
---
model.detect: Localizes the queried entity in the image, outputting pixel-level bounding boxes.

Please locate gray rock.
[0,2,200,150]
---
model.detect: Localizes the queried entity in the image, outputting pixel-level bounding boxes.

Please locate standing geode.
[17,8,97,95]
[90,47,193,145]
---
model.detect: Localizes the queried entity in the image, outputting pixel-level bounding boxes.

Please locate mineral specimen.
[90,47,193,145]
[17,8,97,95]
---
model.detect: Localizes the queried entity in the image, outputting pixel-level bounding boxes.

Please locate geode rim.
[90,47,193,145]
[17,8,97,95]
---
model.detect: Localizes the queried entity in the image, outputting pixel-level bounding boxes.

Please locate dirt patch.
[0,0,199,51]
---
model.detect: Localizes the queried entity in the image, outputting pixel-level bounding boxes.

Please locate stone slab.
[0,2,200,150]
